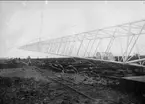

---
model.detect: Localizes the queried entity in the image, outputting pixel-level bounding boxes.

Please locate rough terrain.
[0,58,144,104]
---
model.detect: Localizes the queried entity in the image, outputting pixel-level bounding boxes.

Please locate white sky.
[0,1,145,58]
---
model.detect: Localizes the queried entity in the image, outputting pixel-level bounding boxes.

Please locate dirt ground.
[0,66,143,104]
[0,66,48,82]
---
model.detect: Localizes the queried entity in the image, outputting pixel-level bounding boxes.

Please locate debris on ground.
[0,58,144,104]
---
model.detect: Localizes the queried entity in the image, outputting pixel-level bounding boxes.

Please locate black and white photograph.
[0,1,145,104]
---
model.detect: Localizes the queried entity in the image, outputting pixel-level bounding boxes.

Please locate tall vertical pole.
[38,7,43,52]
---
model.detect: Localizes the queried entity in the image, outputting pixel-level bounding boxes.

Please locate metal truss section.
[19,19,145,66]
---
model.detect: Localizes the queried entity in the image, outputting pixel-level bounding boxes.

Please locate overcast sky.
[0,1,145,58]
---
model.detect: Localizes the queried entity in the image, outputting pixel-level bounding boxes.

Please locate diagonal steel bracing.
[19,19,145,66]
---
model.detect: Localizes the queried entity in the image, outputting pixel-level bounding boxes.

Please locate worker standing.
[27,56,31,66]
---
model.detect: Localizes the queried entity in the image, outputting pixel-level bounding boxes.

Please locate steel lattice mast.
[19,19,145,65]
